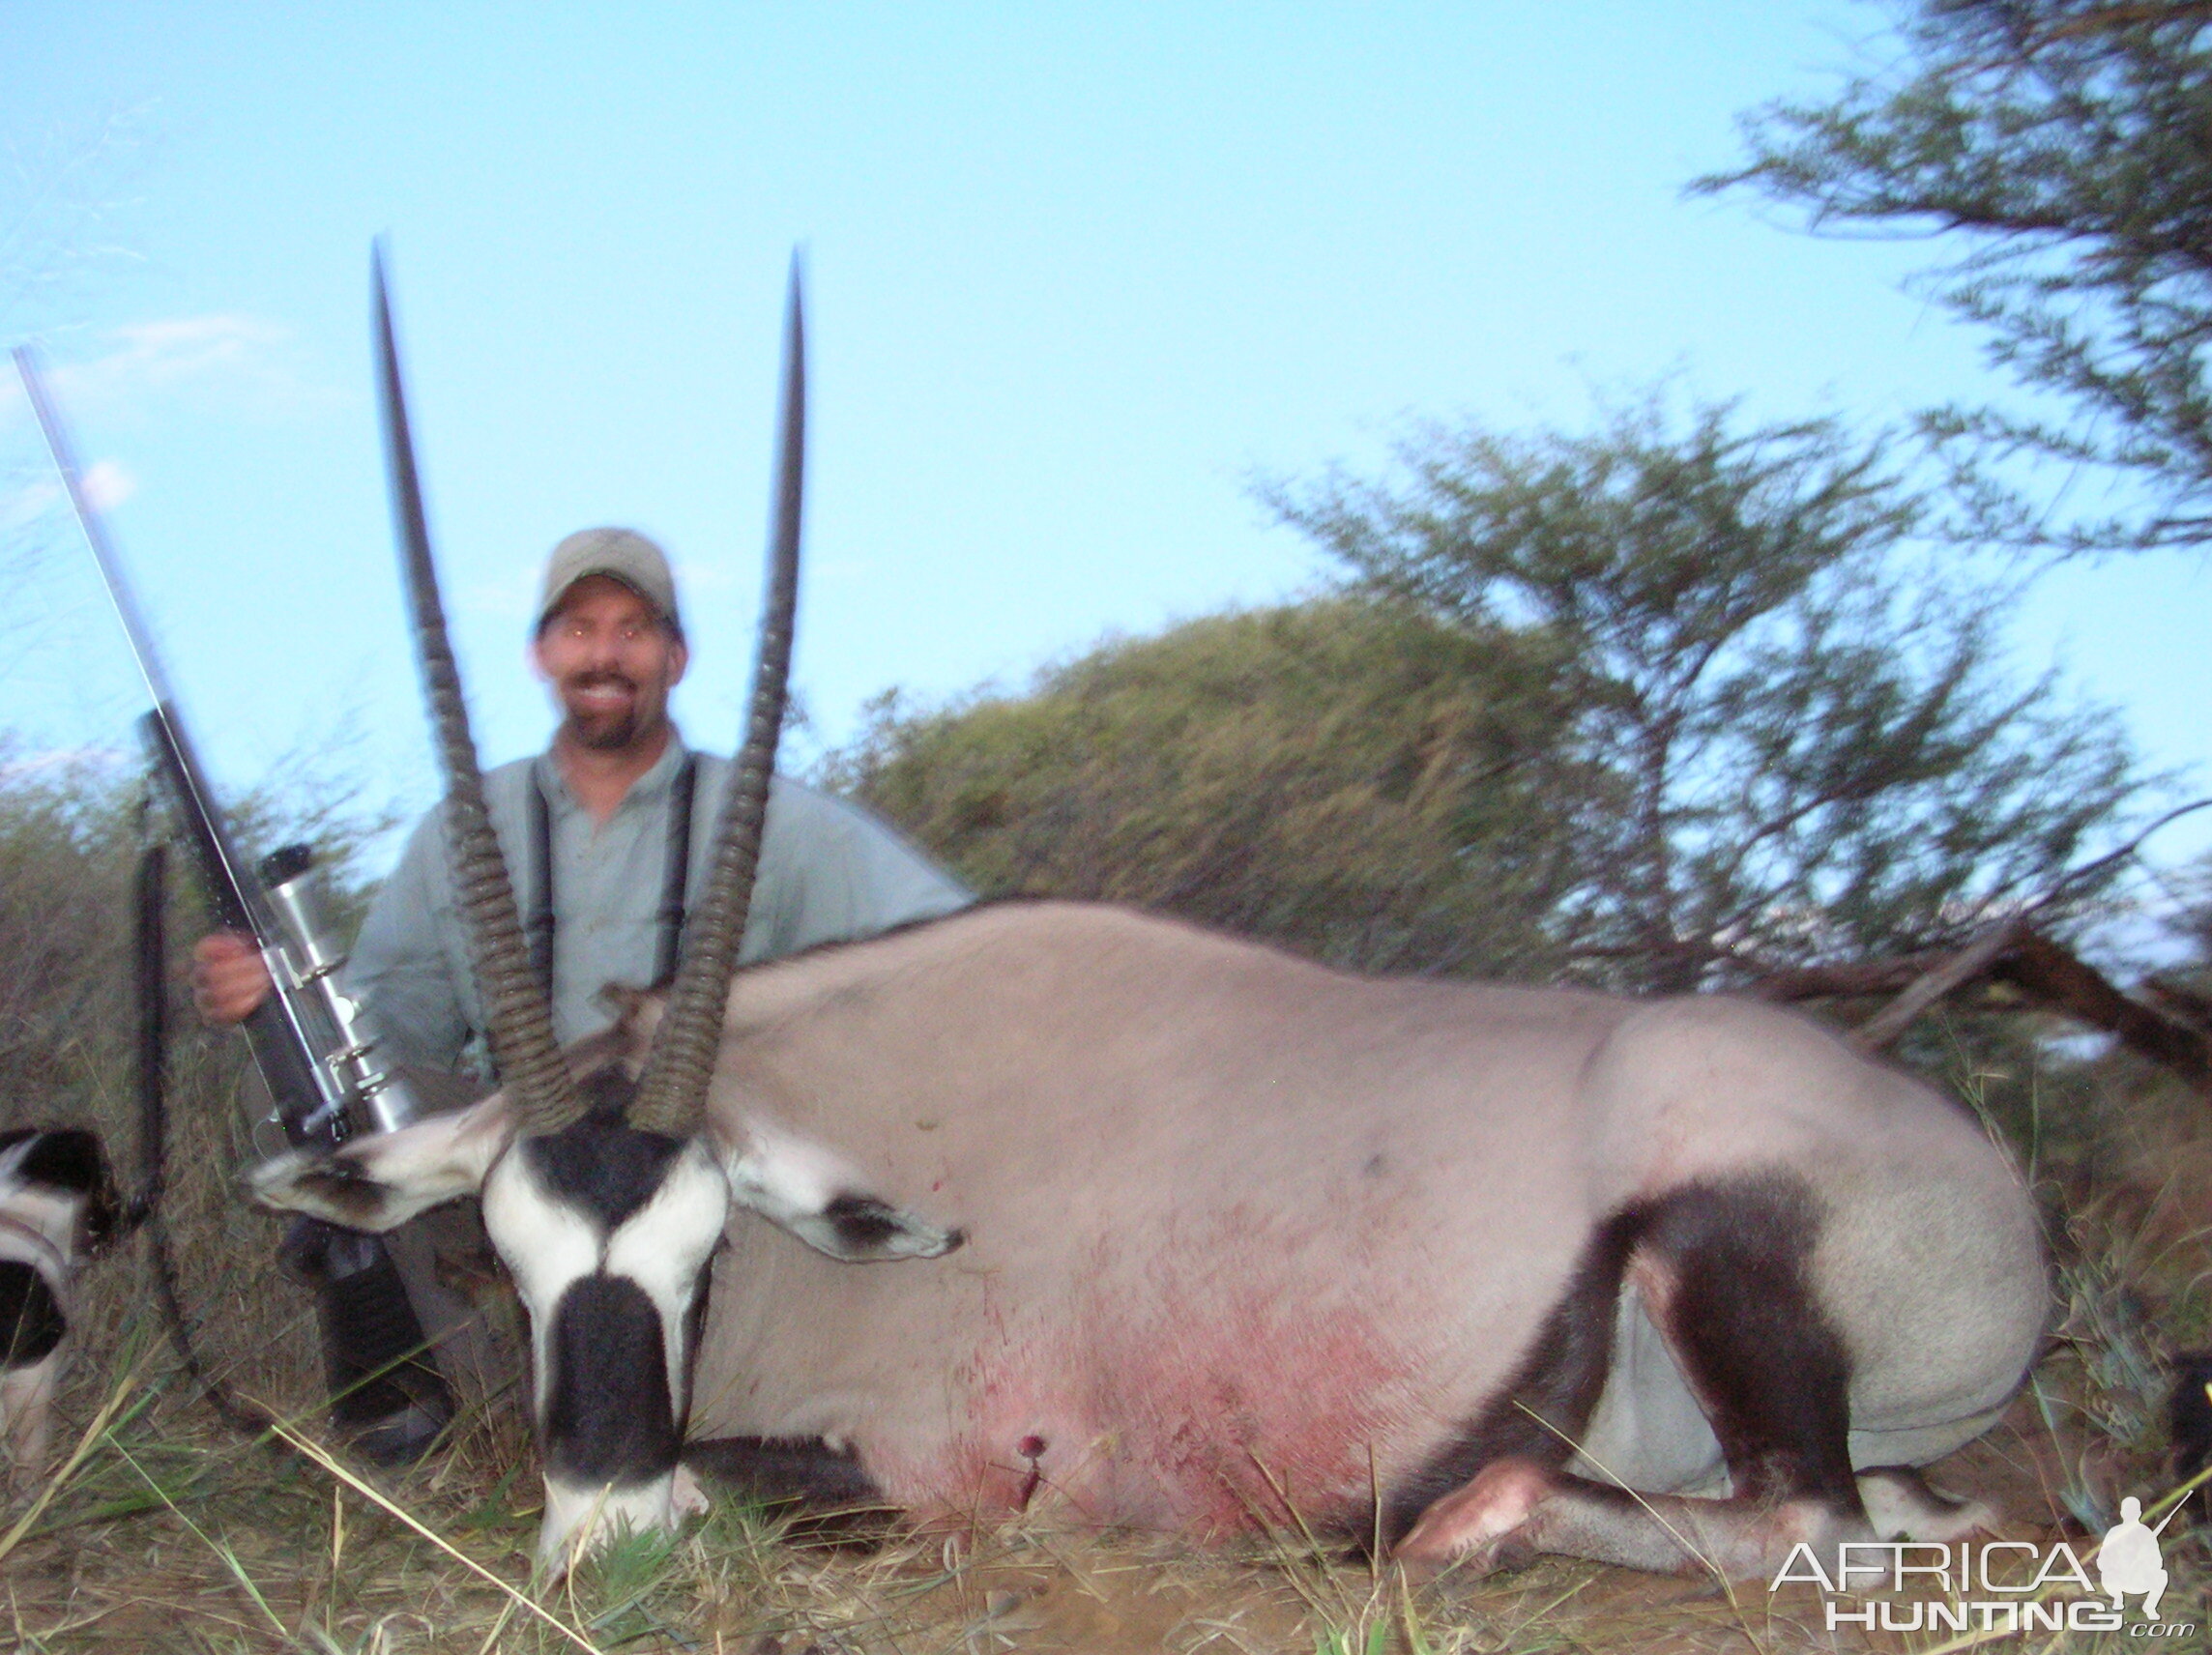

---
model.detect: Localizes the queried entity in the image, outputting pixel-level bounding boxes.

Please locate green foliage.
[1702,0,2212,556]
[1266,393,2147,990]
[830,600,1589,978]
[0,746,143,1115]
[843,396,2144,990]
[0,730,394,1133]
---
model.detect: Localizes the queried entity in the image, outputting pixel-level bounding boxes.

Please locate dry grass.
[9,1358,2204,1655]
[9,1041,2210,1652]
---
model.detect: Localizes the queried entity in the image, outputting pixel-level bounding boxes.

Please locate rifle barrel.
[13,347,268,929]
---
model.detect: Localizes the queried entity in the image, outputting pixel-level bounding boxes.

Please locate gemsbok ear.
[593,984,666,1058]
[722,1118,966,1263]
[250,1095,516,1232]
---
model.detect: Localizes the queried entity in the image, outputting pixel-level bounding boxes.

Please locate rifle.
[14,345,451,1452]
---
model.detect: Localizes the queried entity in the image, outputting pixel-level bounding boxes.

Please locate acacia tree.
[1264,395,2145,991]
[829,600,1595,979]
[835,398,2145,992]
[1701,0,2212,556]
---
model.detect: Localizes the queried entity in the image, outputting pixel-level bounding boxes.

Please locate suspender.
[655,756,698,985]
[526,753,699,1001]
[527,774,556,992]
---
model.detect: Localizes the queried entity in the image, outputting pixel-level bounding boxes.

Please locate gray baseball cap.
[537,527,683,637]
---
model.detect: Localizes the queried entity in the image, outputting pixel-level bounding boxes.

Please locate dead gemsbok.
[255,253,2047,1581]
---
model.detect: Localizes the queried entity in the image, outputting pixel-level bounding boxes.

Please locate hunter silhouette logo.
[2098,1496,2175,1621]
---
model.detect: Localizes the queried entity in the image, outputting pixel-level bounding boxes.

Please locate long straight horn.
[628,255,804,1136]
[373,243,582,1131]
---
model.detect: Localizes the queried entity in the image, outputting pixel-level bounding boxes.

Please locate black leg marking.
[0,1263,64,1368]
[544,1274,680,1487]
[1387,1175,1860,1553]
[1382,1209,1639,1545]
[1638,1176,1857,1511]
[684,1436,883,1506]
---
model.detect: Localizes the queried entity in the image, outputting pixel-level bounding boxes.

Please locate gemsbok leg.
[1393,1176,1987,1580]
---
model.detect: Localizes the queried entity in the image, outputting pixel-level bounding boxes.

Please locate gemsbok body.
[253,253,2047,1579]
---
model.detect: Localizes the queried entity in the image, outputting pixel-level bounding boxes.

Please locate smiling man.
[346,527,970,1059]
[192,526,970,1458]
[202,525,968,1065]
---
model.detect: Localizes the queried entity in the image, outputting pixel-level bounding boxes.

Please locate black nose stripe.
[543,1273,681,1487]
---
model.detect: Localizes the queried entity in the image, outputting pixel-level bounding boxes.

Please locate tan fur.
[684,903,2045,1538]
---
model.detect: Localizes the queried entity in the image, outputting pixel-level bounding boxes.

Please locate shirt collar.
[533,728,691,817]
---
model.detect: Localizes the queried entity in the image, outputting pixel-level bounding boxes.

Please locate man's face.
[531,575,688,752]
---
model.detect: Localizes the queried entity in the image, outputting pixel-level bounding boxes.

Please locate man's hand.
[192,931,273,1026]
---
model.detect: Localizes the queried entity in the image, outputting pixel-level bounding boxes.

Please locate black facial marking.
[523,1088,684,1234]
[1384,1175,1857,1547]
[543,1273,681,1486]
[0,1261,66,1368]
[683,1435,881,1507]
[9,1128,106,1196]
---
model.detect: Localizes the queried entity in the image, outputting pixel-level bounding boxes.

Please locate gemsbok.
[255,256,2047,1580]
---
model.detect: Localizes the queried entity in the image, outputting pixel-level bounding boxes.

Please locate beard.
[559,671,655,750]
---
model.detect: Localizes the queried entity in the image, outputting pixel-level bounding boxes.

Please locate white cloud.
[0,460,137,529]
[6,314,331,421]
[81,458,135,511]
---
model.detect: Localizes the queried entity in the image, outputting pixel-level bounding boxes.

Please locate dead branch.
[1996,932,2210,1087]
[1747,925,2210,1093]
[1852,918,2029,1053]
[2142,974,2212,1034]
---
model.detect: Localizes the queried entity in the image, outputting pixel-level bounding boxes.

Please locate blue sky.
[5,3,2207,882]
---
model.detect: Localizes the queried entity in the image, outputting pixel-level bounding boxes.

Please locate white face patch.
[480,1149,607,1414]
[538,1469,684,1577]
[0,1188,74,1270]
[0,1138,87,1263]
[601,1141,729,1422]
[480,1129,733,1571]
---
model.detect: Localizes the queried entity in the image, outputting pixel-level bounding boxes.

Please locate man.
[194,526,969,1456]
[198,523,969,1056]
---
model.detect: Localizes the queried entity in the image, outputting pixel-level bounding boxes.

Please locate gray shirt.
[350,738,970,1071]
